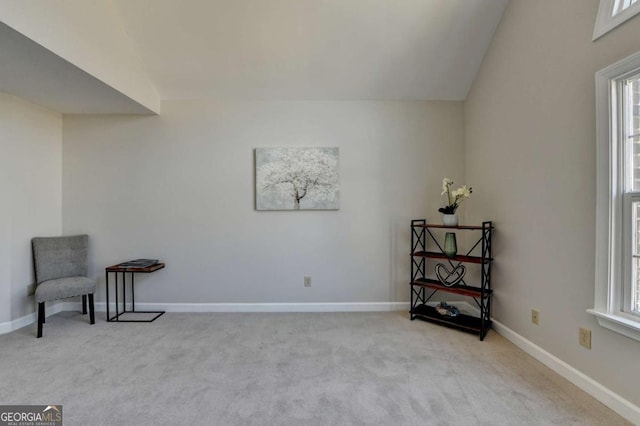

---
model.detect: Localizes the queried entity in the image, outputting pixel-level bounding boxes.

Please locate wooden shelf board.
[412,223,493,230]
[411,251,490,264]
[410,278,491,298]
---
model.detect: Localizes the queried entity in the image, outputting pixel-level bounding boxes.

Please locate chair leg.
[82,295,87,314]
[37,302,45,338]
[88,294,95,325]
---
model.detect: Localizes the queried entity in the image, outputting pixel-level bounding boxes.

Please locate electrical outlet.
[579,327,592,349]
[304,276,312,287]
[531,309,540,325]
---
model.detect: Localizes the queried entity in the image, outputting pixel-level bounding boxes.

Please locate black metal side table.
[105,262,166,322]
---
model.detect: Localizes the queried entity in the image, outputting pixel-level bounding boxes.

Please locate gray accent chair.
[32,235,96,338]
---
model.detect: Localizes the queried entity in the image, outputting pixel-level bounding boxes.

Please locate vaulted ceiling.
[113,0,508,101]
[0,22,155,114]
[0,0,508,113]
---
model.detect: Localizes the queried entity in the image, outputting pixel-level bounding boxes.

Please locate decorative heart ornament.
[435,263,466,287]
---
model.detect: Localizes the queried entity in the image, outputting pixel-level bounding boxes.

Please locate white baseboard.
[434,301,639,423]
[91,301,410,313]
[0,302,68,334]
[491,319,640,424]
[0,301,409,333]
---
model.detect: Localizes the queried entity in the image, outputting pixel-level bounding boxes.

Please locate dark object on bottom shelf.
[411,304,491,336]
[435,301,460,317]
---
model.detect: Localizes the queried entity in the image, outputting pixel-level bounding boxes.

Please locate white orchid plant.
[438,178,472,215]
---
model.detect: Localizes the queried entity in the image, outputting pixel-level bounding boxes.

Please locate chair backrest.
[32,235,89,284]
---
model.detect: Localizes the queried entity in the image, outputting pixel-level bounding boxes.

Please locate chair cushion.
[35,276,96,303]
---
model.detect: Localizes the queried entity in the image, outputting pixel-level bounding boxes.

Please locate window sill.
[587,309,640,342]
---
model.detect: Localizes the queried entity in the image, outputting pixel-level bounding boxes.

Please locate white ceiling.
[113,0,509,101]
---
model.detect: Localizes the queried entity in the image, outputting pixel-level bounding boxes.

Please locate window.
[591,51,640,341]
[624,75,640,315]
[593,0,640,40]
[633,199,640,312]
[614,0,639,15]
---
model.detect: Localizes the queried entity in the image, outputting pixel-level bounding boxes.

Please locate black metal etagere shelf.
[410,219,493,340]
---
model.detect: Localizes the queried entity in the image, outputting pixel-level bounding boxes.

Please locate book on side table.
[117,259,159,268]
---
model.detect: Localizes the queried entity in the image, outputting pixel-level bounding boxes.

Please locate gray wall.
[63,100,464,306]
[0,92,62,323]
[464,0,640,407]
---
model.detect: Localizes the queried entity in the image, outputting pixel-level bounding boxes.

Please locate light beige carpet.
[0,311,630,425]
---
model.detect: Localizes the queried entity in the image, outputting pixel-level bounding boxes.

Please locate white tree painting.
[255,147,339,210]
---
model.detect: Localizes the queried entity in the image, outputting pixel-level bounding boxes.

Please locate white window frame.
[593,0,640,41]
[590,50,640,342]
